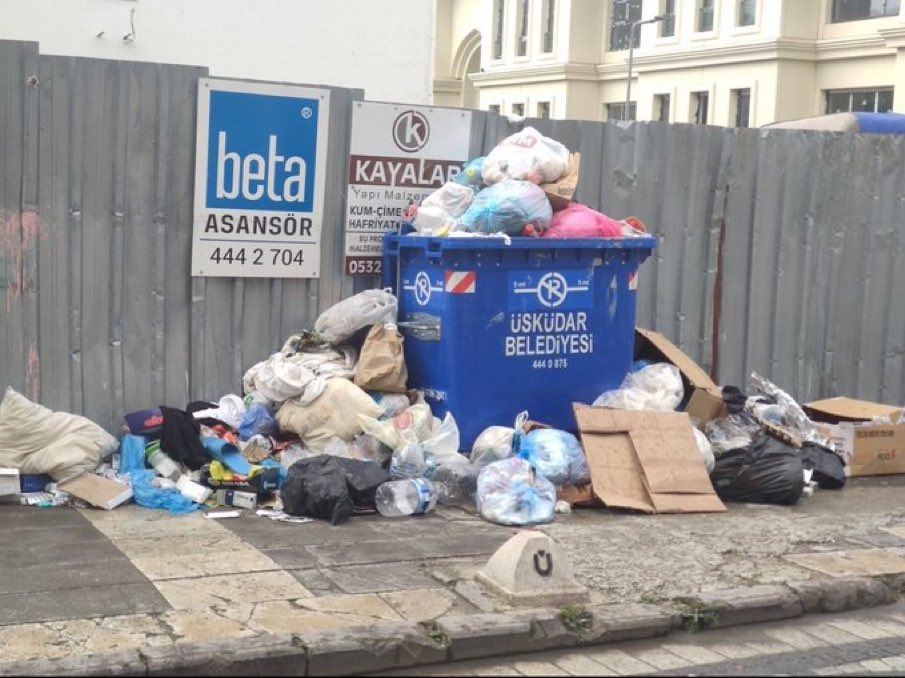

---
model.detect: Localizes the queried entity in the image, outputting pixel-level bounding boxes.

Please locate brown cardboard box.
[58,473,133,510]
[541,153,580,210]
[635,328,723,429]
[805,397,905,477]
[572,404,725,514]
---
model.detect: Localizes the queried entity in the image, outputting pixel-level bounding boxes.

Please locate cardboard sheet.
[573,404,725,514]
[635,328,717,392]
[804,397,902,423]
[58,473,133,510]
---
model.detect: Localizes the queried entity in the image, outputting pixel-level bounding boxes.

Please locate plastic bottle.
[375,479,437,517]
[389,441,427,480]
[146,442,181,482]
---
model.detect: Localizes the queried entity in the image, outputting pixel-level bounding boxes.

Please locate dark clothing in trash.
[800,442,846,489]
[282,455,389,525]
[710,434,805,505]
[159,406,209,471]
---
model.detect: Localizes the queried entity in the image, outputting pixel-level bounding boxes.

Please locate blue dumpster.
[382,234,657,449]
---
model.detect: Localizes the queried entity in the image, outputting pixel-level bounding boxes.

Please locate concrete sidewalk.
[2,476,905,675]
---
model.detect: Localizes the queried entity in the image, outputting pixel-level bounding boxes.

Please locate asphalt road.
[373,601,905,676]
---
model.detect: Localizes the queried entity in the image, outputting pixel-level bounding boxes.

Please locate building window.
[654,94,670,122]
[826,87,894,113]
[692,92,709,124]
[733,89,751,127]
[493,0,505,59]
[697,0,714,31]
[738,0,756,26]
[831,0,899,23]
[607,102,636,121]
[609,0,642,51]
[516,0,529,56]
[661,0,675,36]
[542,0,556,52]
[537,101,551,119]
[488,104,501,113]
[512,102,525,116]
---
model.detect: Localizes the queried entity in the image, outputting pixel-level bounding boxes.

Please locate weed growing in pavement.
[676,601,721,633]
[424,622,450,648]
[559,604,594,639]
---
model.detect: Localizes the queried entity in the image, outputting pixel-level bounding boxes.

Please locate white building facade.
[433,0,905,127]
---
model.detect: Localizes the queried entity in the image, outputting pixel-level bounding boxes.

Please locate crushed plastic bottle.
[375,479,437,517]
[424,461,479,506]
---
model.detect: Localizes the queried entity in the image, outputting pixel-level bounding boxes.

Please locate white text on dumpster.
[505,312,594,358]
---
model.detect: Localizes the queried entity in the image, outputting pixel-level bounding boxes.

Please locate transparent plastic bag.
[457,180,553,236]
[482,127,570,185]
[422,412,461,461]
[389,439,427,480]
[693,427,715,474]
[592,363,684,412]
[371,392,411,419]
[314,289,398,344]
[748,372,817,442]
[476,457,556,526]
[518,428,588,486]
[358,403,434,450]
[280,443,316,470]
[238,403,278,442]
[412,182,474,235]
[705,415,762,456]
[453,156,486,193]
[348,433,393,467]
[469,411,528,467]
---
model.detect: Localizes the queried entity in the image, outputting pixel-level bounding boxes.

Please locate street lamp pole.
[625,14,666,121]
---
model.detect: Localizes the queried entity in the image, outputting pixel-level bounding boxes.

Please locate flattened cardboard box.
[572,404,725,514]
[806,397,905,477]
[541,153,580,210]
[58,472,133,510]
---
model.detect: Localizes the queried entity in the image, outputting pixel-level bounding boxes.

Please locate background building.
[433,0,905,126]
[0,0,436,105]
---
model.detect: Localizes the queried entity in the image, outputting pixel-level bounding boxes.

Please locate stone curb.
[0,577,896,677]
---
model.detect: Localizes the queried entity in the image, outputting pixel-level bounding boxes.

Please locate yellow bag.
[353,324,408,394]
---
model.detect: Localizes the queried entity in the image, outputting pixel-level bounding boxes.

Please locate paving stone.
[0,531,128,569]
[588,603,676,643]
[380,589,458,622]
[143,634,306,676]
[511,660,569,676]
[859,658,892,672]
[660,643,728,664]
[826,619,895,640]
[744,641,800,656]
[153,570,312,610]
[764,627,826,650]
[301,620,447,676]
[454,580,500,613]
[788,578,895,614]
[879,655,905,670]
[801,623,866,645]
[681,585,803,629]
[0,558,148,595]
[0,649,146,676]
[288,568,343,595]
[307,539,426,567]
[248,601,367,634]
[160,609,261,643]
[553,652,617,676]
[0,583,169,625]
[583,648,657,675]
[296,593,405,623]
[438,612,536,661]
[705,642,763,659]
[323,562,441,594]
[631,647,690,670]
[416,534,513,559]
[132,550,283,581]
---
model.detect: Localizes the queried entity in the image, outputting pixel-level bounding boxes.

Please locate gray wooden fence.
[2,39,903,432]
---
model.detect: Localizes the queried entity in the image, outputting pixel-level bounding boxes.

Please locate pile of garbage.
[405,126,647,240]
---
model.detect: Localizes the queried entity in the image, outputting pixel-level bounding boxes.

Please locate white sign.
[192,78,330,278]
[344,102,472,276]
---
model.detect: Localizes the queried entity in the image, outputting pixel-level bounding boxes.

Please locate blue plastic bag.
[238,403,278,441]
[128,469,203,515]
[476,457,555,526]
[453,156,486,193]
[119,434,148,475]
[518,428,589,486]
[457,180,553,236]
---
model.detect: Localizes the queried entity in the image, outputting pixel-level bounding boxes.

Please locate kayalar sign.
[344,102,472,276]
[192,78,330,278]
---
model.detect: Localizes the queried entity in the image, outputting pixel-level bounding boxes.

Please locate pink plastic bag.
[541,203,623,238]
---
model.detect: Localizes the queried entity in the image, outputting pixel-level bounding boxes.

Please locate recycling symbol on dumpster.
[536,272,570,308]
[414,272,433,306]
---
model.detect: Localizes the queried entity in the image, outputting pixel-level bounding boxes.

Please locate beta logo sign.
[192,78,330,279]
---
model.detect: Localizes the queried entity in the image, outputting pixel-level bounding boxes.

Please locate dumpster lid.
[388,233,657,252]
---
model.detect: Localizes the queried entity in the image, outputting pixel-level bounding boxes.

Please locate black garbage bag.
[282,456,354,525]
[710,434,804,505]
[800,442,846,489]
[330,457,389,508]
